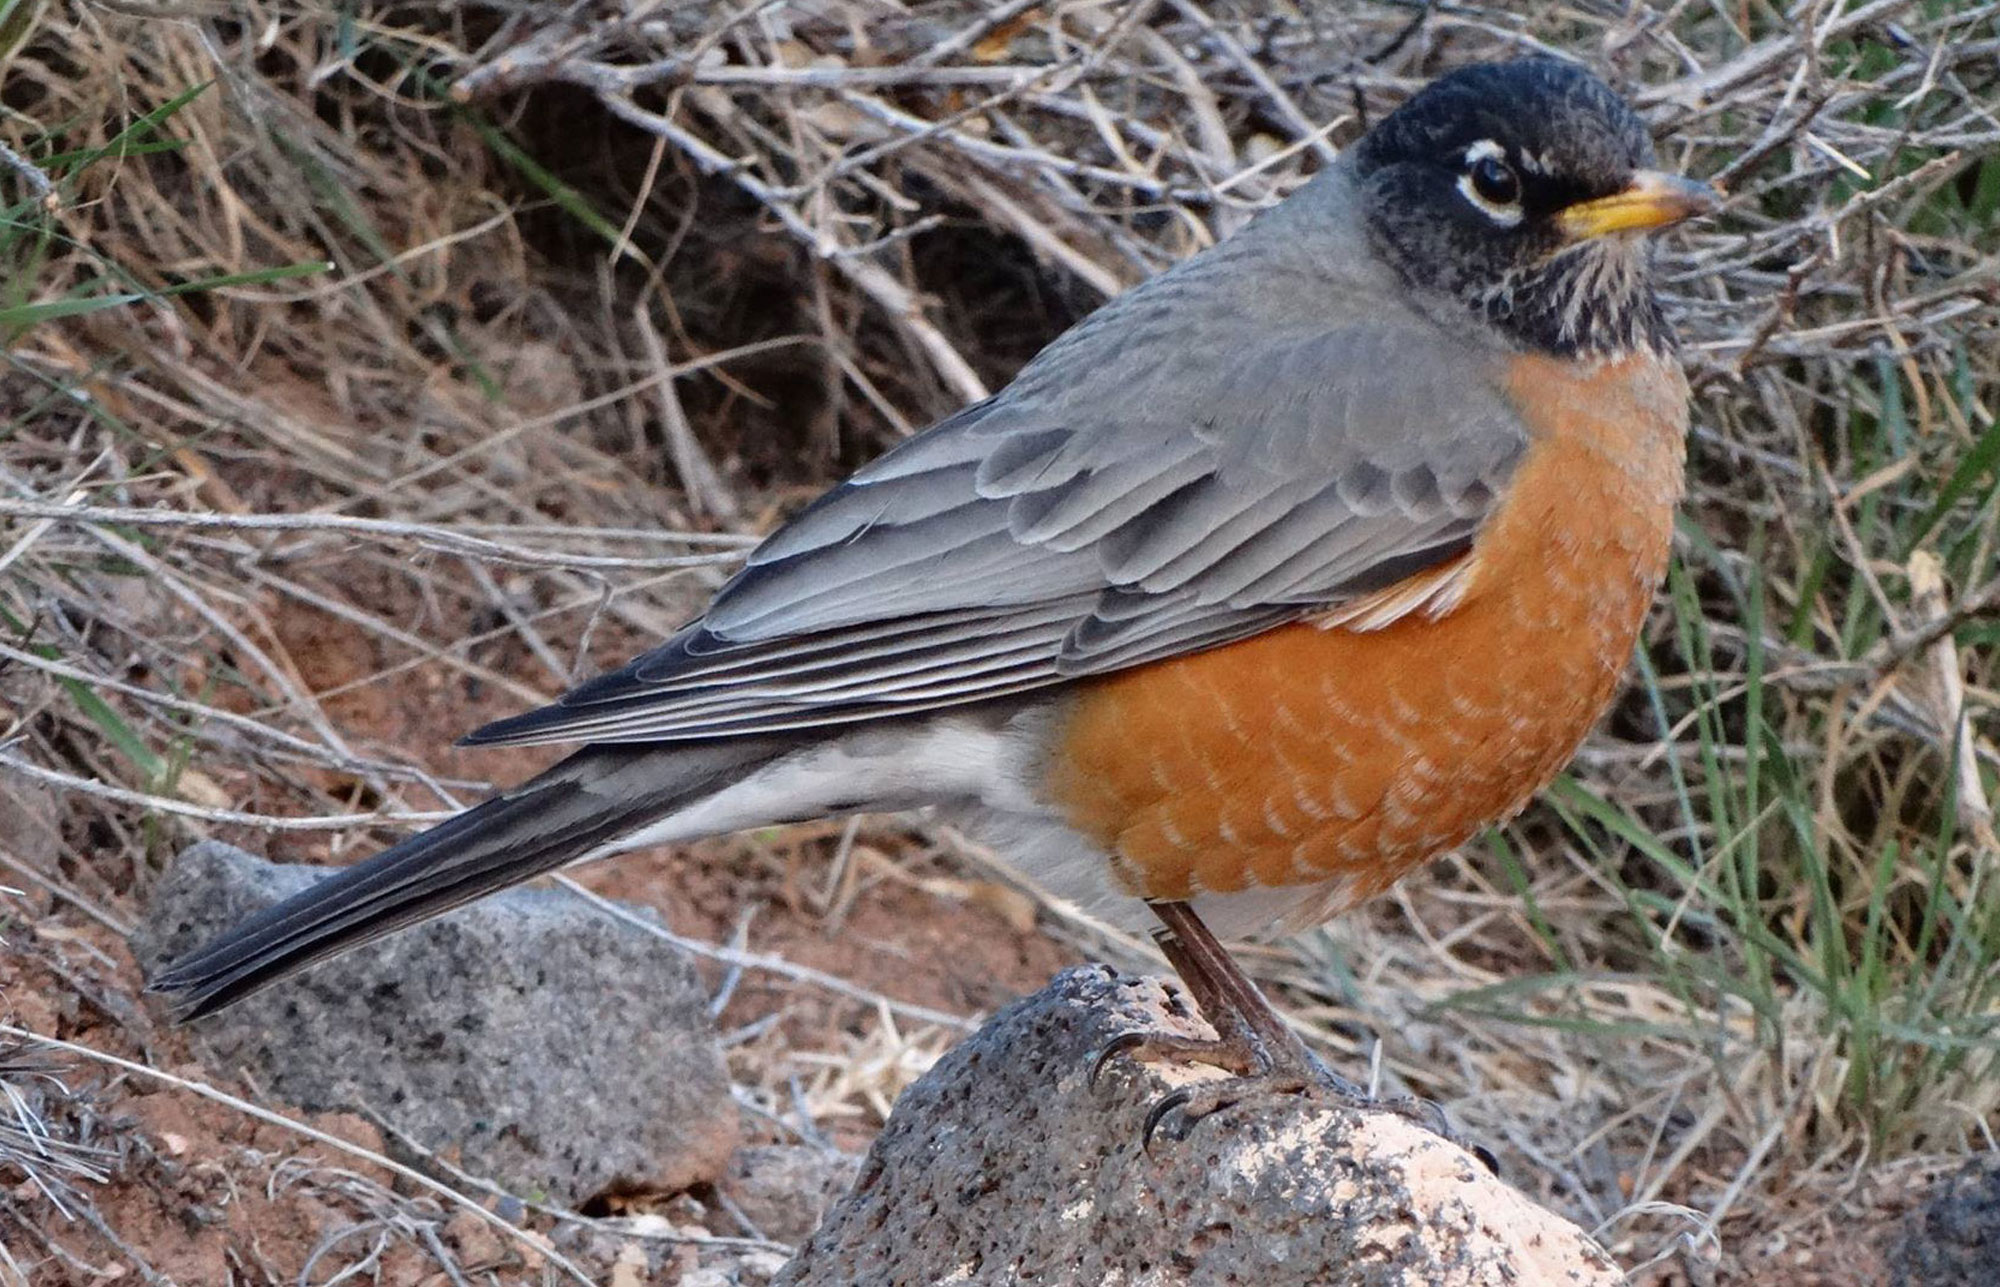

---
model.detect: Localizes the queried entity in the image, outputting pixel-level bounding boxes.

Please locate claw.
[1089,1031,1150,1089]
[1141,1088,1194,1148]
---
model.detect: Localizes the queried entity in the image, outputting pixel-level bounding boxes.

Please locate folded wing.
[467,321,1524,747]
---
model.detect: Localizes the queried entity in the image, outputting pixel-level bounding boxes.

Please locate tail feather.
[147,739,784,1018]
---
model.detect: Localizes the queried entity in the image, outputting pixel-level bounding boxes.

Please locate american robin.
[153,58,1716,1127]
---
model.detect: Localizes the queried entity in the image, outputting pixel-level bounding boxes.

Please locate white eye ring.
[1457,139,1523,227]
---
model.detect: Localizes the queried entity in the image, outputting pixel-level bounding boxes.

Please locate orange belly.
[1045,352,1688,921]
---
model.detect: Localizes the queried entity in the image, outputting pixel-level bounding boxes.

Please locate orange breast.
[1046,351,1688,916]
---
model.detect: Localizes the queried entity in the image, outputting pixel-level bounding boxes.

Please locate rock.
[134,840,738,1207]
[778,965,1620,1287]
[722,1145,861,1245]
[1889,1154,2000,1287]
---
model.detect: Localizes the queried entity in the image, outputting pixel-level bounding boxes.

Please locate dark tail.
[147,739,783,1019]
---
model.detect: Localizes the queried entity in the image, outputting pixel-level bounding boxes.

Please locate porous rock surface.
[779,964,1619,1286]
[1889,1153,2000,1287]
[135,840,737,1207]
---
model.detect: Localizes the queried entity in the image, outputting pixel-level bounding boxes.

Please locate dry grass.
[2,1,1998,1282]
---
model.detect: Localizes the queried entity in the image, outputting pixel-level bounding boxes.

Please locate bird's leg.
[1148,899,1324,1073]
[1093,899,1369,1141]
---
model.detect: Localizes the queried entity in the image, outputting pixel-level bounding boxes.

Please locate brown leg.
[1150,899,1320,1069]
[1093,899,1366,1142]
[1094,900,1486,1160]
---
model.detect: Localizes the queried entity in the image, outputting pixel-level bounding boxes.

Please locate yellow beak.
[1556,170,1720,241]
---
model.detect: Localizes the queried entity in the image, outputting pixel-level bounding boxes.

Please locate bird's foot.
[1090,1022,1370,1146]
[1090,1023,1483,1163]
[1104,903,1488,1163]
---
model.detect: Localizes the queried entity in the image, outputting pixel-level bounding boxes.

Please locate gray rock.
[779,965,1619,1287]
[722,1145,862,1245]
[135,840,738,1207]
[1889,1154,2000,1287]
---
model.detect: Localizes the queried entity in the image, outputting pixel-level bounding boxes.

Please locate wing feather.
[1007,448,1214,550]
[466,301,1529,749]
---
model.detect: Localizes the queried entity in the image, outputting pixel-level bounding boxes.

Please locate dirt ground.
[0,482,1081,1281]
[0,623,1952,1283]
[4,682,1079,1283]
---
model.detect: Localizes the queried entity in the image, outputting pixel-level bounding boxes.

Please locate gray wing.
[466,321,1524,747]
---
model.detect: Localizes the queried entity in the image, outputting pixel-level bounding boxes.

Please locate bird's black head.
[1352,58,1716,357]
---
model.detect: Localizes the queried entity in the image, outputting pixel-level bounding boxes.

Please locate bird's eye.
[1470,156,1520,206]
[1456,144,1525,227]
